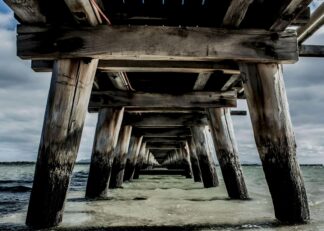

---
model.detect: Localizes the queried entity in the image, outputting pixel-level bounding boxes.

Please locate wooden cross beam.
[150,149,179,159]
[123,108,247,115]
[147,141,183,146]
[89,91,237,108]
[143,138,188,143]
[18,25,298,63]
[98,60,240,74]
[299,45,324,57]
[123,113,209,127]
[134,127,191,137]
[90,108,247,114]
[31,60,240,74]
[147,143,182,149]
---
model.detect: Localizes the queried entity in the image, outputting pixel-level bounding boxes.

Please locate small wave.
[0,185,31,193]
[309,199,324,207]
[72,171,89,178]
[0,180,32,184]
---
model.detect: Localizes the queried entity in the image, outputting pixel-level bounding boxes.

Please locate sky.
[0,2,324,164]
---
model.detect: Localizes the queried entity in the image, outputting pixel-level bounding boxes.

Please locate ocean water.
[0,164,323,230]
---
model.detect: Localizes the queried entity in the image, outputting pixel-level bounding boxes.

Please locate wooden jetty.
[4,0,324,228]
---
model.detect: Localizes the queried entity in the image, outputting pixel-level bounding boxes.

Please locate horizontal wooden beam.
[147,141,182,146]
[90,107,247,115]
[299,45,324,57]
[31,60,240,74]
[18,25,298,63]
[31,60,53,72]
[123,113,209,127]
[144,138,188,143]
[90,91,237,108]
[150,149,178,158]
[147,144,181,149]
[126,108,206,113]
[139,169,186,175]
[98,60,240,74]
[134,128,191,137]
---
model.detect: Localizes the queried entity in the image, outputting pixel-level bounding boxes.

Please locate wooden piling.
[181,143,193,178]
[109,125,133,188]
[133,142,147,179]
[85,108,124,198]
[207,108,249,199]
[240,63,309,223]
[190,126,219,188]
[188,138,202,182]
[26,59,98,228]
[123,136,143,181]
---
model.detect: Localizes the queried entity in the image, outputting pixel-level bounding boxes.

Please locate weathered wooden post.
[188,138,202,182]
[142,149,150,169]
[85,108,124,198]
[207,108,249,199]
[124,136,143,181]
[240,63,309,223]
[26,59,98,228]
[191,126,219,188]
[181,143,193,178]
[146,152,154,170]
[109,125,133,188]
[133,142,147,179]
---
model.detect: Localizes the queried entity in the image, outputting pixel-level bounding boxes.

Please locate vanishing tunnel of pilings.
[4,0,322,228]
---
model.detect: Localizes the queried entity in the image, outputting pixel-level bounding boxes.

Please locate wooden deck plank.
[123,113,209,127]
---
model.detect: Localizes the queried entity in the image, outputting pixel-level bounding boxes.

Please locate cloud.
[0,10,98,161]
[0,9,323,164]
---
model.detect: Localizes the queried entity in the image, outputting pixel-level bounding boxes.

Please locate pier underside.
[3,0,322,228]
